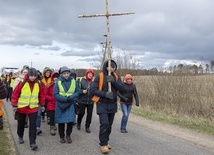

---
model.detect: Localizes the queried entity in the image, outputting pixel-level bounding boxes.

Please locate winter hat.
[124,74,133,85]
[85,69,94,82]
[28,68,38,77]
[60,66,70,74]
[52,72,59,78]
[86,69,94,76]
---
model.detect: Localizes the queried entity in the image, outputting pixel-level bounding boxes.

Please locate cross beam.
[79,0,134,92]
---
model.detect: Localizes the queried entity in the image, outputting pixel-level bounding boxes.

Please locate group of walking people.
[2,59,139,154]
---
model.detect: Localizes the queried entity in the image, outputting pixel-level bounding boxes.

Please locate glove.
[41,106,45,112]
[105,92,113,99]
[107,75,115,83]
[12,106,17,112]
[67,97,73,103]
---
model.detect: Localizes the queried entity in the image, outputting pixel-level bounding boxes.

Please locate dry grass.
[133,74,214,120]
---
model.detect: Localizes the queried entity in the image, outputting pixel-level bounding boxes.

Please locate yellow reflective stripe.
[58,79,76,97]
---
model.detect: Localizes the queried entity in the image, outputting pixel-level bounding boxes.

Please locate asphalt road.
[3,100,214,155]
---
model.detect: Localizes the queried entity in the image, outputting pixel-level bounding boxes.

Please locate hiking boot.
[30,143,38,150]
[50,126,56,135]
[121,129,127,133]
[77,123,81,130]
[60,138,66,143]
[18,137,24,144]
[36,128,42,135]
[85,127,91,133]
[66,135,72,143]
[107,144,111,149]
[101,146,109,154]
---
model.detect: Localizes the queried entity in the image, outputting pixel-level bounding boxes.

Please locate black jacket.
[118,82,139,106]
[91,60,124,114]
[0,80,7,99]
[76,77,94,104]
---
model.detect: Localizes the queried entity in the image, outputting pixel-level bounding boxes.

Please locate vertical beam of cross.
[79,0,134,92]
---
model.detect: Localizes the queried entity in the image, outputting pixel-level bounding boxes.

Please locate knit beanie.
[60,66,70,74]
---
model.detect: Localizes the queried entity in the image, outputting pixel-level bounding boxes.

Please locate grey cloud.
[0,0,214,69]
[39,46,61,51]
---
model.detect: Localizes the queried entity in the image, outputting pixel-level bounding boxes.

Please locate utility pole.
[29,60,33,67]
[79,0,134,92]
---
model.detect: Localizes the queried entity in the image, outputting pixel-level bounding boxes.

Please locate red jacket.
[46,83,56,111]
[46,72,59,111]
[11,76,45,114]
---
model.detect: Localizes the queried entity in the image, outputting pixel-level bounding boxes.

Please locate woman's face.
[62,72,70,79]
[45,71,51,77]
[126,78,132,85]
[87,72,94,79]
[29,75,37,82]
[22,69,28,75]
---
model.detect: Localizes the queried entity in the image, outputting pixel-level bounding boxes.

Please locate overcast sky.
[0,0,213,71]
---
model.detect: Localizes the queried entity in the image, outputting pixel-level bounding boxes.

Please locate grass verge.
[131,107,214,136]
[0,116,13,154]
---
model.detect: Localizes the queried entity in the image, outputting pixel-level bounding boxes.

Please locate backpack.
[92,72,118,103]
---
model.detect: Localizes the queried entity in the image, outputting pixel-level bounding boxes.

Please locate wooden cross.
[79,0,134,92]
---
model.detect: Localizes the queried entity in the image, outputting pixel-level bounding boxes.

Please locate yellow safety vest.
[58,79,76,97]
[10,79,15,88]
[18,82,39,109]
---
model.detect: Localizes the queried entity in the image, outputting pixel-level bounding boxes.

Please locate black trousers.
[47,110,55,126]
[58,122,73,138]
[77,103,94,127]
[16,112,37,144]
[99,113,115,146]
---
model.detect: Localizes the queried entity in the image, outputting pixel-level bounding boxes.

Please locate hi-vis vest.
[92,72,118,103]
[41,77,52,86]
[18,82,39,109]
[0,100,3,116]
[58,79,76,97]
[10,79,15,88]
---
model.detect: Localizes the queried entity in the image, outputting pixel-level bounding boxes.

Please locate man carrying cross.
[91,60,124,154]
[79,0,133,153]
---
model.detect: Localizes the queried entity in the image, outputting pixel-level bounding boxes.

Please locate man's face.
[107,66,114,72]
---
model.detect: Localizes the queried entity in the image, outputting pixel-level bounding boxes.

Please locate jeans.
[120,103,132,130]
[36,105,42,128]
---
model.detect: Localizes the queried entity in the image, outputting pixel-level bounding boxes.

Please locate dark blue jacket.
[91,60,124,114]
[76,77,94,104]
